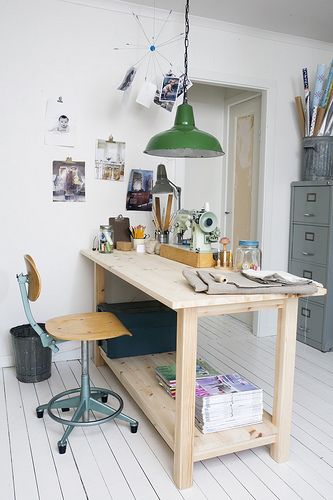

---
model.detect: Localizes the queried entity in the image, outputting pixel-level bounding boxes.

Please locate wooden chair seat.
[46,312,132,341]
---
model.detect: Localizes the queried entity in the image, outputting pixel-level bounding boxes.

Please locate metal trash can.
[302,136,333,180]
[10,324,52,383]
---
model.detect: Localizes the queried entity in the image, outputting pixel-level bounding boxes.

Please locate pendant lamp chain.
[183,0,190,104]
[143,0,224,158]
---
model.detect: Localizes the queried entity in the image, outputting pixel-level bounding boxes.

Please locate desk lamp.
[152,164,181,210]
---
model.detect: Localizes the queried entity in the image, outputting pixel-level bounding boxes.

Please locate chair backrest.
[16,255,59,352]
[24,255,41,301]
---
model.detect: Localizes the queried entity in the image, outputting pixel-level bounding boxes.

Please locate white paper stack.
[195,373,263,433]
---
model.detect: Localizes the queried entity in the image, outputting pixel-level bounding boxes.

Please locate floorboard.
[2,315,333,500]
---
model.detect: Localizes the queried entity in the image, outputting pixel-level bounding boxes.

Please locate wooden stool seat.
[46,312,132,341]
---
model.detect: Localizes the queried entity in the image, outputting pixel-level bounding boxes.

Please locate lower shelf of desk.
[100,348,277,461]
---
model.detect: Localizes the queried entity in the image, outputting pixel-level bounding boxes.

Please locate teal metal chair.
[16,255,138,454]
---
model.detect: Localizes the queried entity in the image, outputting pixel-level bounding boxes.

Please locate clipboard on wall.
[109,214,131,243]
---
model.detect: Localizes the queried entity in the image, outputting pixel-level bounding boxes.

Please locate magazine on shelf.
[195,415,263,434]
[155,358,218,388]
[195,403,263,418]
[195,373,262,404]
[194,372,263,433]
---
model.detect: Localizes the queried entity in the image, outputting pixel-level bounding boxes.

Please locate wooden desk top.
[81,249,326,311]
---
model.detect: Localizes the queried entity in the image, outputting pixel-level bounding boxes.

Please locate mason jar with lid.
[98,225,114,253]
[234,240,261,271]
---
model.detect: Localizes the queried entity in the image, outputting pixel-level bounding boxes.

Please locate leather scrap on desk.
[182,269,320,295]
[241,269,323,288]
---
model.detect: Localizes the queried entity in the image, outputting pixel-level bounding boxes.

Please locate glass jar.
[234,240,261,271]
[98,225,114,253]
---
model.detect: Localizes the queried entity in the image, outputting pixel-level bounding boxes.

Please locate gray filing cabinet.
[289,180,333,351]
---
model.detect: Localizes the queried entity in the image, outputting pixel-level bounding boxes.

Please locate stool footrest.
[41,387,126,427]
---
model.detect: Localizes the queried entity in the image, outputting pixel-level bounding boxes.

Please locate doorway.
[224,92,262,328]
[181,85,264,331]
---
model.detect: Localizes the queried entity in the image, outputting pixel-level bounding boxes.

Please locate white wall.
[1,0,332,365]
[183,84,225,219]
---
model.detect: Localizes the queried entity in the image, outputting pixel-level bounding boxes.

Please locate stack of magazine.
[155,359,218,399]
[195,373,263,433]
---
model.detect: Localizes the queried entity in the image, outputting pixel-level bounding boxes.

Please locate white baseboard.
[0,355,14,368]
[53,348,81,361]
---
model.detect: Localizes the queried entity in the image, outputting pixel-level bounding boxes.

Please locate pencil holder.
[132,238,146,252]
[155,230,169,244]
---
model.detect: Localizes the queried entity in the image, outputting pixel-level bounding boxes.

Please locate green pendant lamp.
[144,0,224,158]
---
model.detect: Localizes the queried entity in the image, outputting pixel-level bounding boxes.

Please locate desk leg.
[93,263,106,367]
[270,297,298,462]
[174,308,198,489]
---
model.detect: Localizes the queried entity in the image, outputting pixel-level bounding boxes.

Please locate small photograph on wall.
[53,159,85,202]
[117,66,137,91]
[177,74,193,98]
[44,98,76,147]
[160,75,180,102]
[95,137,125,181]
[126,169,153,211]
[154,89,174,112]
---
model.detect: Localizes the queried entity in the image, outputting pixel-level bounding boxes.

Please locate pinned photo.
[126,169,153,211]
[95,136,125,181]
[44,98,76,147]
[177,73,193,98]
[118,66,137,91]
[53,159,85,202]
[136,80,157,108]
[160,75,180,102]
[154,89,174,112]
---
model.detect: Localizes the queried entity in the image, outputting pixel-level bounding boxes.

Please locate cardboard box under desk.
[98,301,176,358]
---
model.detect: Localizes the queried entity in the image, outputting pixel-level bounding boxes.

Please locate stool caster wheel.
[58,441,67,454]
[101,395,108,403]
[61,408,70,412]
[130,422,138,433]
[36,409,44,419]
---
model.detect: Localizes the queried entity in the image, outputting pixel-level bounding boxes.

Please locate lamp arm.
[167,179,182,211]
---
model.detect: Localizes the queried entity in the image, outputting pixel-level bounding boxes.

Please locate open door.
[224,94,262,327]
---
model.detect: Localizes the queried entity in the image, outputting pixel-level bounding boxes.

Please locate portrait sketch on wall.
[44,98,76,147]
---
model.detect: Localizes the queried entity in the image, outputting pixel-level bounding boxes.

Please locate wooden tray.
[160,244,215,268]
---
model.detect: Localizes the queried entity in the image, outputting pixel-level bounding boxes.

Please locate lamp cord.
[183,0,189,104]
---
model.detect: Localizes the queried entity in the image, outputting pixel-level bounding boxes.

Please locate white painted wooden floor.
[1,316,333,500]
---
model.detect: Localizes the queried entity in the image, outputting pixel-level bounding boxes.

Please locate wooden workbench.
[81,249,326,489]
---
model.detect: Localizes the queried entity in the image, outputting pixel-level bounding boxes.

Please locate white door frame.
[178,68,278,336]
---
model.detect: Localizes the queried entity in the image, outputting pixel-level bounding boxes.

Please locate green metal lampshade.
[144,103,224,158]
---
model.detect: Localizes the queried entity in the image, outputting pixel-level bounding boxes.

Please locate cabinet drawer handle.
[301,251,314,256]
[299,326,310,333]
[303,213,315,217]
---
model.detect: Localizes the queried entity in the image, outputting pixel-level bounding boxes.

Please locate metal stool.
[17,255,138,454]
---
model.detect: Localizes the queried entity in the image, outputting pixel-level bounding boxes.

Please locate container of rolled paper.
[302,136,333,180]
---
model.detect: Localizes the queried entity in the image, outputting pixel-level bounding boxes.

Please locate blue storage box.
[98,301,177,358]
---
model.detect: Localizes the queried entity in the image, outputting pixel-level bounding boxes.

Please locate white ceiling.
[122,0,333,44]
